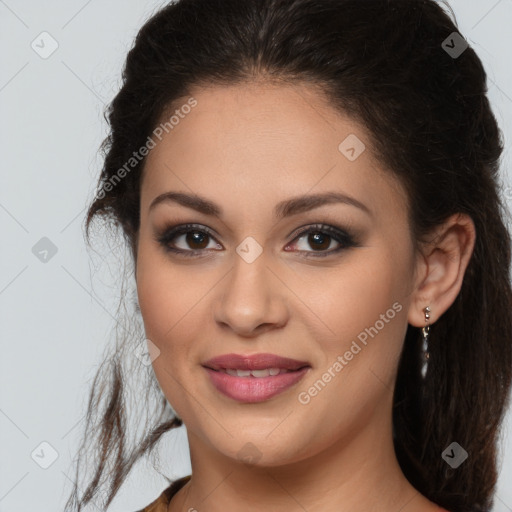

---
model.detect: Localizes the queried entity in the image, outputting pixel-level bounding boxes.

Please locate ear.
[408,213,476,327]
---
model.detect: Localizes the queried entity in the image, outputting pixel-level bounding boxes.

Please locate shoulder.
[133,475,192,512]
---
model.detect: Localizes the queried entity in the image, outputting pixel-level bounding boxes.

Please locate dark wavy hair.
[64,1,512,511]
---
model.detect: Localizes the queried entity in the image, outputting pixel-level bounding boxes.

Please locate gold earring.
[421,306,431,378]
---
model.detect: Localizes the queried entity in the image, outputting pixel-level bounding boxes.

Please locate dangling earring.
[421,306,431,379]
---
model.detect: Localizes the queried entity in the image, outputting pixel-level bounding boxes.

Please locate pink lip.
[202,353,310,403]
[202,353,309,371]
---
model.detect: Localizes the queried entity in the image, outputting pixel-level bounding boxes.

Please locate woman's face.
[136,81,420,466]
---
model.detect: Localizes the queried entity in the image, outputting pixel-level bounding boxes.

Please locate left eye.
[288,230,338,252]
[284,224,356,256]
[156,223,356,257]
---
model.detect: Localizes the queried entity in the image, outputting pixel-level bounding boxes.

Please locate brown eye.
[156,224,222,256]
[157,222,357,258]
[284,224,357,257]
[185,231,210,250]
[306,232,332,251]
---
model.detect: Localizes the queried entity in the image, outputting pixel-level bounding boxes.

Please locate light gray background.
[1,1,511,511]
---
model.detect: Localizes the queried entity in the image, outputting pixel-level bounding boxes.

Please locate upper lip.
[202,353,310,371]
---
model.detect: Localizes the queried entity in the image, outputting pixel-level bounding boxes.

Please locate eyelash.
[155,223,358,259]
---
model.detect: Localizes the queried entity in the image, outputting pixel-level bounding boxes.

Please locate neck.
[169,407,436,512]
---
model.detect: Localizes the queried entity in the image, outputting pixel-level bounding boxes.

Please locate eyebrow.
[149,190,372,218]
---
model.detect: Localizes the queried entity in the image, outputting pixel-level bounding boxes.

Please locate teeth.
[251,369,271,378]
[223,368,287,377]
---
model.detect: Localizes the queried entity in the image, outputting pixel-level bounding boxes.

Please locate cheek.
[135,246,200,415]
[297,249,411,401]
[291,261,408,435]
[136,242,192,353]
[300,251,407,341]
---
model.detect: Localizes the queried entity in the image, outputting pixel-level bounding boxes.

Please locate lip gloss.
[204,367,310,402]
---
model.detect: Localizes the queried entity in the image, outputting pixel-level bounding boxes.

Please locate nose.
[213,252,289,338]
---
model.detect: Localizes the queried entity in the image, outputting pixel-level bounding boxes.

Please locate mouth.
[202,352,310,372]
[214,367,296,377]
[202,353,311,403]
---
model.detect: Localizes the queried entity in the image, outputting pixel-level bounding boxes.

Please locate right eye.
[156,223,223,257]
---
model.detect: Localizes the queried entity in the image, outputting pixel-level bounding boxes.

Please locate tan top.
[136,475,191,512]
[136,475,451,512]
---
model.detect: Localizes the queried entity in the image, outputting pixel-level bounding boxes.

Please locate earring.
[421,306,431,379]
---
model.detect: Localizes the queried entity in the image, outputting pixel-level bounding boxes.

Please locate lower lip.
[204,367,310,403]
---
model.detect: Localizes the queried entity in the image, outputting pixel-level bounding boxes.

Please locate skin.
[135,81,475,512]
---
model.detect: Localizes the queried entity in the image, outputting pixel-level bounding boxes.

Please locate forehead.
[141,81,408,223]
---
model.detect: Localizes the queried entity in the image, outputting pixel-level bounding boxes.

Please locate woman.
[64,1,512,511]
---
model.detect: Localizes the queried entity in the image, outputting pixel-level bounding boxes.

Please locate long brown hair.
[64,1,512,510]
